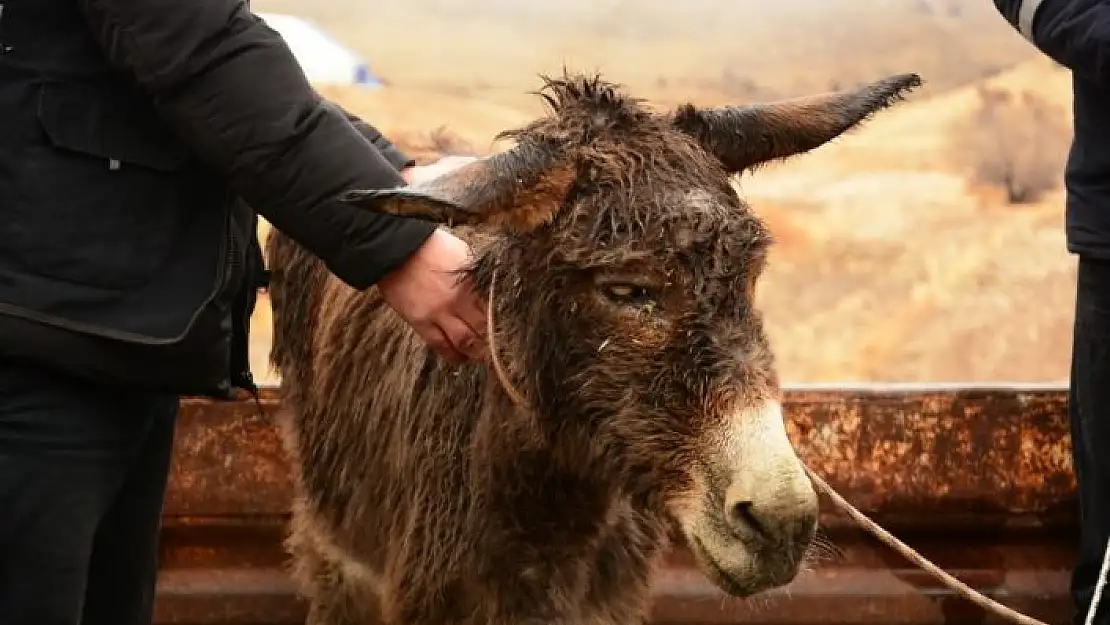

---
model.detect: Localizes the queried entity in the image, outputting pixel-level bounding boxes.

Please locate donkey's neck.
[468,414,624,557]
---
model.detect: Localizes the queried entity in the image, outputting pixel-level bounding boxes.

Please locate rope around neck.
[486,267,525,407]
[482,266,1107,625]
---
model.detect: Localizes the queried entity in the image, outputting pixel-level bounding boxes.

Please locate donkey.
[266,71,922,625]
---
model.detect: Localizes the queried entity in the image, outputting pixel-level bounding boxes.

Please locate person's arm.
[76,0,436,290]
[993,0,1110,85]
[332,102,416,173]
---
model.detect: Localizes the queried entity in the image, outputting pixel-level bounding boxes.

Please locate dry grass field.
[246,0,1078,385]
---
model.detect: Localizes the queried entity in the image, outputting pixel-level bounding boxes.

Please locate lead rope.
[1085,537,1110,625]
[802,466,1049,625]
[482,266,1108,625]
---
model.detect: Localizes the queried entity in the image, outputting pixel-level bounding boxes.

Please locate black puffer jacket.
[0,0,437,397]
[993,0,1110,256]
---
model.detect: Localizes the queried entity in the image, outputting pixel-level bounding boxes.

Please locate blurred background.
[248,0,1075,386]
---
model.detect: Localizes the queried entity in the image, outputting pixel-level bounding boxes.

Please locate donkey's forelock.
[498,73,658,145]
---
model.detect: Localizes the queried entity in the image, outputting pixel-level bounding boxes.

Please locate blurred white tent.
[256,12,383,88]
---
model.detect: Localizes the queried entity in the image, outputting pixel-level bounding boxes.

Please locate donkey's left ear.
[340,141,577,233]
[670,73,923,175]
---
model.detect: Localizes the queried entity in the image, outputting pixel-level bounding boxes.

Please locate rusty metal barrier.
[157,383,1077,625]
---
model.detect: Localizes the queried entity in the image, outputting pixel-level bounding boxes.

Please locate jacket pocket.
[7,81,198,290]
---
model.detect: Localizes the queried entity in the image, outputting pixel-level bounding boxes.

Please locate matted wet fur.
[267,71,922,625]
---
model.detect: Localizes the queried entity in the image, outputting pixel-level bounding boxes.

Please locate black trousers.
[0,357,179,625]
[1071,256,1110,625]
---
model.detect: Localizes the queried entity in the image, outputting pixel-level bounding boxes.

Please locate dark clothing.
[0,0,437,398]
[991,3,1110,624]
[1069,256,1110,625]
[992,0,1110,257]
[1068,75,1110,258]
[993,0,1110,83]
[0,0,439,622]
[0,358,180,625]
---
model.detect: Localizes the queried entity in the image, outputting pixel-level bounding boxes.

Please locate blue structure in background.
[256,11,386,90]
[354,63,383,89]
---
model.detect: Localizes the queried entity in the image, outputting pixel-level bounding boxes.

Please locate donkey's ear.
[670,73,922,175]
[340,141,576,233]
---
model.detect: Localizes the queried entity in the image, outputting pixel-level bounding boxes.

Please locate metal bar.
[158,386,1077,625]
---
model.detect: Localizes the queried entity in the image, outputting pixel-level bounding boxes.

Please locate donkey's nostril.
[728,500,767,538]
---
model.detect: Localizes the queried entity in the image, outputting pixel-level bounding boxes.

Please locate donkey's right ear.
[339,187,469,225]
[340,141,576,233]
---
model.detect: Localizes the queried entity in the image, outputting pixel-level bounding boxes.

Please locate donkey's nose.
[727,499,769,539]
[724,472,818,546]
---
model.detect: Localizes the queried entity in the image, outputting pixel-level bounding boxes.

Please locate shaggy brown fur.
[267,71,922,625]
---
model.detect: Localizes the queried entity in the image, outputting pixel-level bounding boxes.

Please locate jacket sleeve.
[334,103,416,171]
[994,0,1110,86]
[76,0,437,290]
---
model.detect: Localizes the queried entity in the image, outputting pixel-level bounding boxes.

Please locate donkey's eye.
[601,283,657,306]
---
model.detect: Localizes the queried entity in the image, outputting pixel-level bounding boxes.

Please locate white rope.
[1084,536,1110,625]
[803,466,1049,625]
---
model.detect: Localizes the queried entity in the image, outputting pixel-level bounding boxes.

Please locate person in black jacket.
[0,0,489,623]
[991,1,1110,623]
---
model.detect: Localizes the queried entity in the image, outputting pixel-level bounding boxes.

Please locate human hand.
[400,155,480,186]
[377,228,488,363]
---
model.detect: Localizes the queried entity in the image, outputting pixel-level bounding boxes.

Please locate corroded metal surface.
[784,386,1076,530]
[157,385,1077,625]
[164,393,291,517]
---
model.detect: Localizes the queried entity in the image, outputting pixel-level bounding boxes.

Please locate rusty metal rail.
[157,384,1077,625]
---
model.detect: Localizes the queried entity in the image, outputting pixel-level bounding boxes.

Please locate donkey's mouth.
[690,536,760,597]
